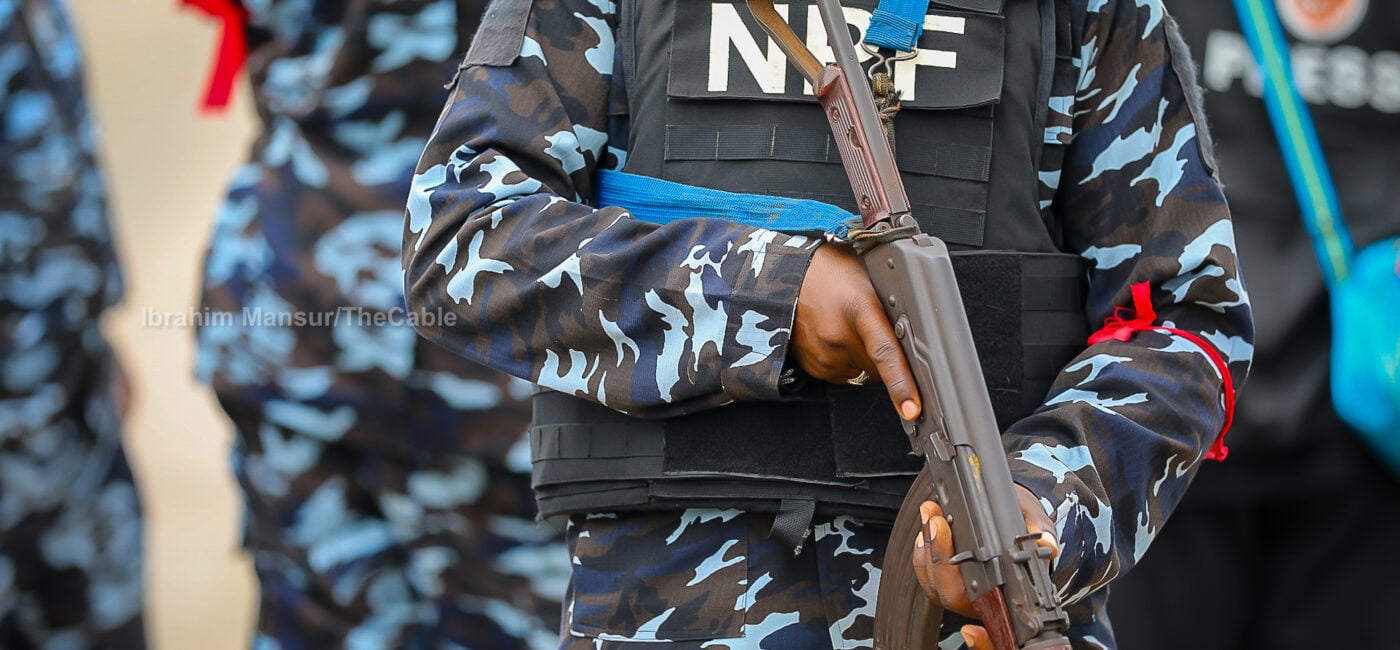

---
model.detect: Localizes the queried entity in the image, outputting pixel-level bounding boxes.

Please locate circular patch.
[1276,0,1370,44]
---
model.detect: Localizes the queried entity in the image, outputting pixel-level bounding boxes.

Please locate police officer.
[405,0,1254,646]
[1109,2,1400,648]
[0,1,146,647]
[183,1,566,646]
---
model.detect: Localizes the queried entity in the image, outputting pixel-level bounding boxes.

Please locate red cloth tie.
[1088,282,1235,462]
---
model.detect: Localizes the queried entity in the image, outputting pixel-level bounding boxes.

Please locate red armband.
[1089,282,1236,461]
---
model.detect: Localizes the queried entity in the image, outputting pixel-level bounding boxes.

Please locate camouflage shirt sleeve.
[0,0,122,324]
[1005,0,1255,612]
[403,0,821,418]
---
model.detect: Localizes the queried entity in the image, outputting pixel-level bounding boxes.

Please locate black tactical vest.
[533,0,1088,530]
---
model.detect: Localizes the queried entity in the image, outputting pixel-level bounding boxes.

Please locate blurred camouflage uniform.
[0,1,146,648]
[186,1,566,647]
[404,0,1253,647]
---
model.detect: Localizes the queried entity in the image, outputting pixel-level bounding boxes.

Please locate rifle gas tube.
[743,2,1072,647]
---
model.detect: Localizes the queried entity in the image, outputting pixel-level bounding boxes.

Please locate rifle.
[742,2,1072,647]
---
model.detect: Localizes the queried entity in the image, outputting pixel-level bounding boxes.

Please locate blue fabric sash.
[595,169,856,237]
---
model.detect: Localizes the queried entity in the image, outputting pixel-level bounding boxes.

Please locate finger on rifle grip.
[912,530,937,601]
[1017,485,1062,559]
[859,311,921,420]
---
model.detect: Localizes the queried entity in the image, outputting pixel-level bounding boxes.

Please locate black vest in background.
[1167,0,1400,463]
[533,0,1089,524]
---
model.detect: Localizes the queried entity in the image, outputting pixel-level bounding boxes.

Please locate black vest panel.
[622,0,1056,251]
[533,0,1083,522]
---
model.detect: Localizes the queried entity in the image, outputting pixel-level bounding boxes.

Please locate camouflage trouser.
[0,347,146,649]
[219,395,568,650]
[559,509,979,650]
[0,449,145,650]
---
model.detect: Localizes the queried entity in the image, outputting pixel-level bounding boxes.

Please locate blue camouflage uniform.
[0,1,146,647]
[187,1,567,647]
[403,0,1255,647]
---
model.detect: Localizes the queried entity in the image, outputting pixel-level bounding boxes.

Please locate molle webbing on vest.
[530,252,1088,520]
[661,123,992,181]
[935,0,1004,12]
[648,116,996,246]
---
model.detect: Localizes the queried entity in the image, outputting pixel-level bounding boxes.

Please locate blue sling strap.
[865,0,934,52]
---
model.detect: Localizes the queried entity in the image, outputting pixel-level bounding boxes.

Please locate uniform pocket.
[567,510,749,642]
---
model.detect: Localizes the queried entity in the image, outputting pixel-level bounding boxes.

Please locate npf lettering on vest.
[707,3,965,101]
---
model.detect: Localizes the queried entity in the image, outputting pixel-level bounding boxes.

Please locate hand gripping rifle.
[742,2,1072,647]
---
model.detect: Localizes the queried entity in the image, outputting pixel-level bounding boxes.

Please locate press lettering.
[1202,29,1400,114]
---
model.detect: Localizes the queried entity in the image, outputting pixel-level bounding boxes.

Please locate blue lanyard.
[1232,0,1354,285]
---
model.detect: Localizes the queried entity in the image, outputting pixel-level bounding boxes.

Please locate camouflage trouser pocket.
[566,510,749,642]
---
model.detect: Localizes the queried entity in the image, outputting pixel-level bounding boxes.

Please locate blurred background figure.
[0,1,146,648]
[182,1,567,647]
[1109,2,1400,648]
